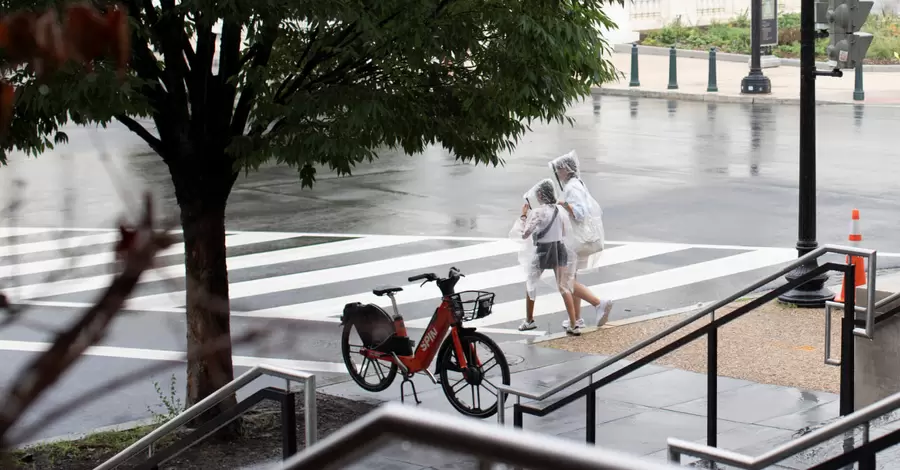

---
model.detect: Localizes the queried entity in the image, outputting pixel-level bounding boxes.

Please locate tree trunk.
[180,192,240,437]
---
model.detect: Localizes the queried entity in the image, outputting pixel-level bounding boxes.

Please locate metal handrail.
[272,402,678,470]
[667,386,900,468]
[94,364,317,470]
[495,244,877,423]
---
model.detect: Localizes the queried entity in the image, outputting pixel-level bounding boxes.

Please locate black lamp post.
[741,0,772,94]
[777,0,837,307]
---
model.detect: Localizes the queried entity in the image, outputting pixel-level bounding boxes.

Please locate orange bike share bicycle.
[339,267,511,418]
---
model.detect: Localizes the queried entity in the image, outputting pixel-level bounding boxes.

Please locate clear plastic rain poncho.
[548,150,606,272]
[508,178,578,301]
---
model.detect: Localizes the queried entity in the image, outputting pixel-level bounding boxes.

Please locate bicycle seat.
[373,286,403,296]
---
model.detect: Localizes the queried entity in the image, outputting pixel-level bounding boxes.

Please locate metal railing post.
[513,404,523,429]
[707,310,717,450]
[860,420,876,470]
[840,262,856,416]
[304,374,317,446]
[497,390,506,425]
[586,375,596,444]
[282,391,298,459]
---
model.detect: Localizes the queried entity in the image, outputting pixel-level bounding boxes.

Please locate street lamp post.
[741,0,772,93]
[777,0,836,307]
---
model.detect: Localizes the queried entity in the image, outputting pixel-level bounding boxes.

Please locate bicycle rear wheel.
[341,321,398,392]
[437,330,510,419]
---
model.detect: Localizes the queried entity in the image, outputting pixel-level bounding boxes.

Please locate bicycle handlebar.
[408,267,464,284]
[408,273,434,282]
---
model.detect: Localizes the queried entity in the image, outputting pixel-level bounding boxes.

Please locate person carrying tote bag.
[508,179,581,335]
[548,150,614,328]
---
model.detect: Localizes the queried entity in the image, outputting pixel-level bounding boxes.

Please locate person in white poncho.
[509,179,582,336]
[549,150,614,329]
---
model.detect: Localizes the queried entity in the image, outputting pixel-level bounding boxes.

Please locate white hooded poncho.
[548,150,606,273]
[508,178,578,301]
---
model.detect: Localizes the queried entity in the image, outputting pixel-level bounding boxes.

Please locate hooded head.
[534,178,557,206]
[548,150,581,187]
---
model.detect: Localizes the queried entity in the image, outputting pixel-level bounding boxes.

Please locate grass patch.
[640,11,900,64]
[5,425,161,469]
[2,374,184,469]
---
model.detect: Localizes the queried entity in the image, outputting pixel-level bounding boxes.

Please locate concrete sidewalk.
[308,341,868,469]
[597,50,900,106]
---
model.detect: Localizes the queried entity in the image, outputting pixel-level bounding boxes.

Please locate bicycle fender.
[434,327,478,375]
[339,302,364,325]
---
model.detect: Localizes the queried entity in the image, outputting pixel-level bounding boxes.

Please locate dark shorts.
[536,241,568,270]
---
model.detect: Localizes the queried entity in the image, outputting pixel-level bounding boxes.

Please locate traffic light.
[816,0,874,70]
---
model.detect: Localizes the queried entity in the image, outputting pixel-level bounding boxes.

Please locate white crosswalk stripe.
[0,226,854,336]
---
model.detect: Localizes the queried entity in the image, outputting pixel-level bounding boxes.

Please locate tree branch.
[115,115,165,156]
[274,21,363,104]
[189,14,215,141]
[152,0,190,127]
[273,25,318,101]
[230,21,279,136]
[218,18,243,130]
[274,7,409,105]
[182,35,196,69]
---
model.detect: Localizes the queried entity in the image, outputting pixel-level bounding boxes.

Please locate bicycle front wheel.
[437,330,510,419]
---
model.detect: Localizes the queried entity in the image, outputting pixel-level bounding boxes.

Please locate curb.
[591,86,856,106]
[613,43,900,73]
[521,299,733,346]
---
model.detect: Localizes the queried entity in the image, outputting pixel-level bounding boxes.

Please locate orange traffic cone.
[836,209,866,303]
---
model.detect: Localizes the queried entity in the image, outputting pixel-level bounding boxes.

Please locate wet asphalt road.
[1,96,900,442]
[4,96,899,250]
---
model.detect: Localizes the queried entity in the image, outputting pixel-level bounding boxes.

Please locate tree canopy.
[0,0,621,183]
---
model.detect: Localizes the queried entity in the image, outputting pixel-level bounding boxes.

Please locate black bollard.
[629,43,640,87]
[707,47,718,92]
[667,46,678,90]
[853,63,864,101]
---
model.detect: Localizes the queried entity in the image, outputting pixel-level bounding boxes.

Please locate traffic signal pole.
[778,0,840,306]
[779,0,873,306]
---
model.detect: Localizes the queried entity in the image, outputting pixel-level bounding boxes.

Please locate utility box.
[854,274,900,410]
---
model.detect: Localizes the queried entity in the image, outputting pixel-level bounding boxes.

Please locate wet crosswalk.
[0,227,824,337]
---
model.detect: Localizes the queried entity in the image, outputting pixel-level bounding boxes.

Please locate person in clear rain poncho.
[549,150,615,329]
[509,179,582,335]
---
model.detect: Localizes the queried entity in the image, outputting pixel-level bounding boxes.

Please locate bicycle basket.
[447,291,495,322]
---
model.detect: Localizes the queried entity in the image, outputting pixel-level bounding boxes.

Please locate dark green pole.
[853,63,864,101]
[707,47,718,92]
[667,46,678,90]
[629,43,640,87]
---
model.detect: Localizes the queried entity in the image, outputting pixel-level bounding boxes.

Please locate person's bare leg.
[572,275,583,319]
[561,291,577,326]
[525,292,535,323]
[556,268,579,332]
[574,281,601,307]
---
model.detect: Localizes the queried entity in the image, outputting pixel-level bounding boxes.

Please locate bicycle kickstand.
[400,375,422,405]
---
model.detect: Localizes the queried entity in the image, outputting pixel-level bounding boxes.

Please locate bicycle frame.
[360,298,470,375]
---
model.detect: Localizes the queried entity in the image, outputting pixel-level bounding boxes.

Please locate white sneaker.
[595,300,614,327]
[518,320,537,331]
[565,325,582,336]
[562,318,586,329]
